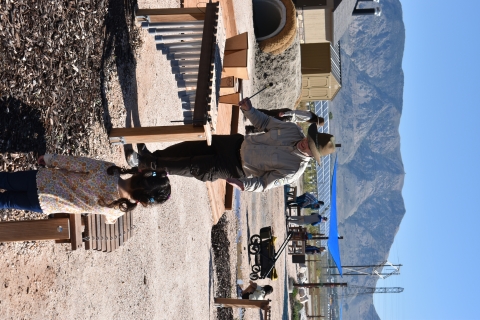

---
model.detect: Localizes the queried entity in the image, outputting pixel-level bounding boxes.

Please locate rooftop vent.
[352,0,381,16]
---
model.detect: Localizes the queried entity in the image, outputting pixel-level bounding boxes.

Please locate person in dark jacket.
[287,192,324,209]
[305,245,326,255]
[286,212,328,227]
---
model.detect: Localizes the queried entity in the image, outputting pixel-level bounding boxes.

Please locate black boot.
[137,153,161,171]
[137,143,152,156]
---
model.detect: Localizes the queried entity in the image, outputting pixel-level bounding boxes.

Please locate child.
[238,281,273,300]
[0,154,171,224]
[305,245,326,255]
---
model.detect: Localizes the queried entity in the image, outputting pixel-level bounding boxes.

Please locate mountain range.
[329,0,406,318]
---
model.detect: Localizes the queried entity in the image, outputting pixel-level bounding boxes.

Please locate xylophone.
[109,2,225,146]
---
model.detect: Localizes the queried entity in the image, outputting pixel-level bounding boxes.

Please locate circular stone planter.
[253,0,287,41]
[253,0,297,55]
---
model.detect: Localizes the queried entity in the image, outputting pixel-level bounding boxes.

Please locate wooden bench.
[214,298,271,319]
[0,212,134,252]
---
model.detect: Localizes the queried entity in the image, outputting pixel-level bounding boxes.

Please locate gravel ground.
[0,1,302,319]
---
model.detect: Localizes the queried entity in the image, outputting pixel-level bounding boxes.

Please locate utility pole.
[327,261,401,279]
[342,286,404,297]
[293,282,347,288]
[309,235,343,240]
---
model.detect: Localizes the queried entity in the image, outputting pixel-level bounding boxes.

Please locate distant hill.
[329,0,406,318]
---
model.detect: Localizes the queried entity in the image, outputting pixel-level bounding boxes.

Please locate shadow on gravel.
[0,97,46,155]
[211,214,234,320]
[100,0,140,133]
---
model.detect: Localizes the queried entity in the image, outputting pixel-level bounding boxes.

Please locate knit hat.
[307,123,336,164]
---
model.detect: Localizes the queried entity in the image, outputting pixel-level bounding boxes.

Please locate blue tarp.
[327,157,343,276]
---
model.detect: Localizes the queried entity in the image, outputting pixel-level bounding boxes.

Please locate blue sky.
[373,0,480,319]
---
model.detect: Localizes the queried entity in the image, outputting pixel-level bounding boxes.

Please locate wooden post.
[293,282,348,288]
[308,235,344,240]
[193,2,218,130]
[109,125,206,144]
[214,298,271,310]
[68,214,83,250]
[136,8,206,22]
[0,218,70,242]
[219,92,240,104]
[230,104,240,134]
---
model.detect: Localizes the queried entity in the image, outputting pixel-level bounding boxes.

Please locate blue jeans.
[287,194,307,207]
[0,170,43,213]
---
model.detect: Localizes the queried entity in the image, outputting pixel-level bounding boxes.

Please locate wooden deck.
[184,0,239,224]
[205,103,236,224]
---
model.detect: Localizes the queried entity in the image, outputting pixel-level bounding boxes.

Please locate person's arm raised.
[238,97,276,132]
[239,97,253,111]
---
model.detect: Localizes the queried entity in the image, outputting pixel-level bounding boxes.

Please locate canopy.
[327,156,343,276]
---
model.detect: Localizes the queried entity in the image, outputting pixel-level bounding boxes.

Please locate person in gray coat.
[287,209,329,227]
[128,98,337,192]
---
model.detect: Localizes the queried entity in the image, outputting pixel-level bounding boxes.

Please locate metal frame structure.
[109,3,223,146]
